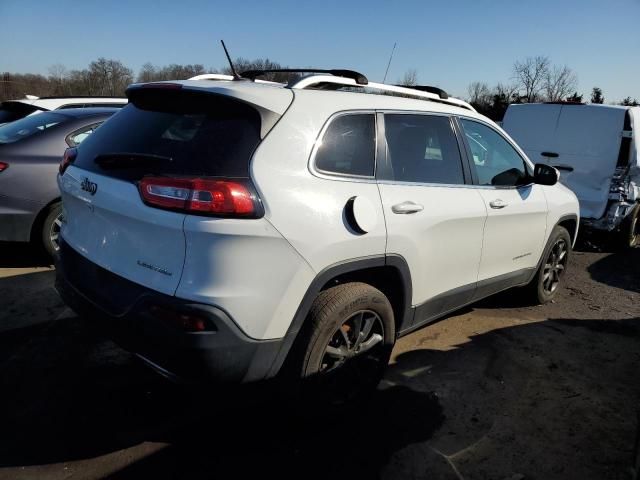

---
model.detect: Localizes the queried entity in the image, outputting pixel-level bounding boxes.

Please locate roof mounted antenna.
[220,40,242,80]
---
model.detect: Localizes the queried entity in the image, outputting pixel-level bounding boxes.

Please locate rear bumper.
[0,194,40,242]
[55,240,284,383]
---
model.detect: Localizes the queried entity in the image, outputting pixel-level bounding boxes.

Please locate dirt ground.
[0,239,638,480]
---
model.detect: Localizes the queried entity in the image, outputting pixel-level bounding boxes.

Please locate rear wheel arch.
[268,255,412,377]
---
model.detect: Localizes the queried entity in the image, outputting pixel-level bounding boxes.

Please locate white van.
[503,103,640,246]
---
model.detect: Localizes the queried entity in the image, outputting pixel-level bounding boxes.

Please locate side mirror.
[534,163,559,186]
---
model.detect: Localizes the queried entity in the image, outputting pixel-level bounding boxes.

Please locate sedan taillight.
[138,177,261,218]
[59,147,77,175]
[0,162,8,172]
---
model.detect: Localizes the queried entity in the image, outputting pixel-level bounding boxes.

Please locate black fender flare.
[266,254,412,377]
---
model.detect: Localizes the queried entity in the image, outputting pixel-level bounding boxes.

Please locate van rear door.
[553,105,626,219]
[503,103,562,162]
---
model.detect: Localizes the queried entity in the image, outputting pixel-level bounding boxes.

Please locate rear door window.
[72,91,262,181]
[314,114,376,177]
[383,114,465,184]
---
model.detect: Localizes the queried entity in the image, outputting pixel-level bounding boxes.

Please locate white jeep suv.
[55,70,579,402]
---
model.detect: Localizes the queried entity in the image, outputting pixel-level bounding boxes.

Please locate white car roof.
[147,76,481,120]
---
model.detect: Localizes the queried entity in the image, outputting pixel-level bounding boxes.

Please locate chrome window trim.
[308,110,378,183]
[379,110,470,186]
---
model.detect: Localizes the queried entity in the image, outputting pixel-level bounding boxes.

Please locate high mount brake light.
[138,177,260,217]
[59,147,77,175]
[140,83,183,89]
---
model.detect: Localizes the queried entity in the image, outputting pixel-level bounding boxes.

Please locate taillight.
[138,176,261,217]
[59,147,77,175]
[0,162,8,172]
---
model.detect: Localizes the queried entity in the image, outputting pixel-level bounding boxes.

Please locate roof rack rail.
[396,85,448,99]
[188,73,282,85]
[240,69,368,85]
[291,75,474,111]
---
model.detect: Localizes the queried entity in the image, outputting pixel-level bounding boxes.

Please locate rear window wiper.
[94,153,173,170]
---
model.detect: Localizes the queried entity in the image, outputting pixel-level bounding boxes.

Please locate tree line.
[0,57,290,102]
[457,55,638,120]
[1,55,638,119]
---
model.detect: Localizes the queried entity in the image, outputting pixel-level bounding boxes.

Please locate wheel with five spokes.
[293,282,395,409]
[40,201,63,259]
[525,225,571,304]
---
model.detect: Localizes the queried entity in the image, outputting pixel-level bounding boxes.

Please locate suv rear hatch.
[58,83,292,301]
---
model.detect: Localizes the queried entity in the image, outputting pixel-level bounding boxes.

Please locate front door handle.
[489,199,508,209]
[391,201,424,214]
[541,151,559,158]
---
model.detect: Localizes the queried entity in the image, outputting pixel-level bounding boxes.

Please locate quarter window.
[460,119,531,187]
[67,123,102,146]
[383,114,465,184]
[314,114,376,177]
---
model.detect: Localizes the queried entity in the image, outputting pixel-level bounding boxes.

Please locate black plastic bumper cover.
[55,240,283,383]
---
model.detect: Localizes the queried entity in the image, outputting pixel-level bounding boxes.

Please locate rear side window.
[383,114,465,184]
[67,123,102,147]
[314,114,376,177]
[0,111,66,144]
[72,90,262,181]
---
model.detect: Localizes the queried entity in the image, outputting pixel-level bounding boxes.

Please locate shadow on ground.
[1,313,639,480]
[0,241,52,268]
[588,247,640,293]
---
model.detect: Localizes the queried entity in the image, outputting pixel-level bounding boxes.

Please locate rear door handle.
[541,151,559,158]
[391,201,424,214]
[489,199,508,209]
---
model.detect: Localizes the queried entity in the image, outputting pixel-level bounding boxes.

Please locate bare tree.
[494,82,519,102]
[137,62,157,83]
[544,65,578,102]
[399,69,418,87]
[513,56,551,103]
[467,81,492,109]
[48,64,69,95]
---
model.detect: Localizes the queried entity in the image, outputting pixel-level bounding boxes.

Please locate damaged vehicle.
[503,103,640,247]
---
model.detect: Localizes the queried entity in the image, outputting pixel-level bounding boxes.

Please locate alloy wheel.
[542,238,568,294]
[49,213,63,252]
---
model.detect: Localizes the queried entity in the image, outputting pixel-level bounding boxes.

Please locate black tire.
[291,282,395,409]
[40,202,63,259]
[524,225,571,304]
[619,205,639,249]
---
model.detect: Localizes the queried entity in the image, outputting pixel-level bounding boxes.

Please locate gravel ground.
[0,240,638,480]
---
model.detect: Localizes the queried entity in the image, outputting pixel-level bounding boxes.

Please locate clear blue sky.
[1,0,639,101]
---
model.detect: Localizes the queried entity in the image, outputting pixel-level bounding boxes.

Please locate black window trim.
[376,110,473,187]
[309,110,378,182]
[65,121,104,147]
[454,115,535,190]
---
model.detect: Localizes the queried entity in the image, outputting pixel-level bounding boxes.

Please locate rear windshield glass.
[72,90,262,181]
[0,111,66,144]
[0,102,42,125]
